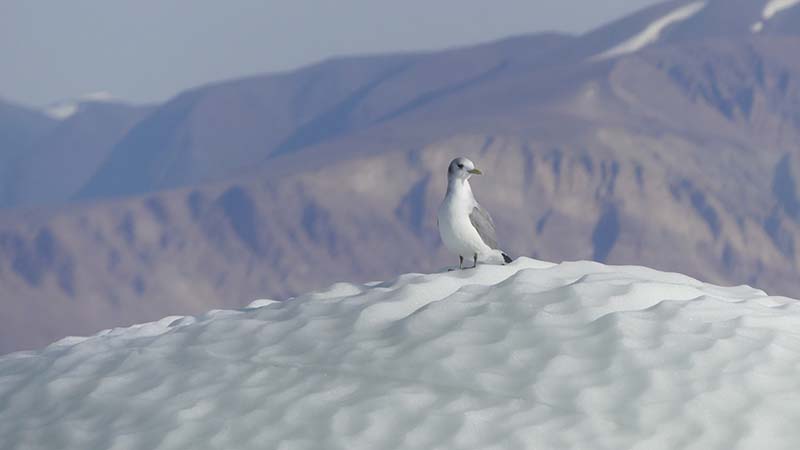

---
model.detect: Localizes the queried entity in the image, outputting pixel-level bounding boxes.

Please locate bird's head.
[447,157,482,182]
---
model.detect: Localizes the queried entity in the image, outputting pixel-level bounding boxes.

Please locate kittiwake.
[437,157,513,269]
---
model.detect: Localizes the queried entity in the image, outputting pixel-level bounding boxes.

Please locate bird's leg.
[459,255,464,270]
[472,253,478,269]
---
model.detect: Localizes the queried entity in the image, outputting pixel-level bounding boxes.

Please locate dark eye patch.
[457,164,464,169]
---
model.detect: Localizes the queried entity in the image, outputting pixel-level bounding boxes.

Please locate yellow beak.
[468,168,482,175]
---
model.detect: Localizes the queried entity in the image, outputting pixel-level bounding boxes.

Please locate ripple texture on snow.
[1,258,799,450]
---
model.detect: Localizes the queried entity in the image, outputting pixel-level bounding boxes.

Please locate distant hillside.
[0,99,57,207]
[75,33,573,200]
[10,101,152,207]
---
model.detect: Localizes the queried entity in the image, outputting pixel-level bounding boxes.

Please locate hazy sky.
[1,0,661,107]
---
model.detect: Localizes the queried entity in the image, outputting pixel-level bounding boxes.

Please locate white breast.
[437,188,492,258]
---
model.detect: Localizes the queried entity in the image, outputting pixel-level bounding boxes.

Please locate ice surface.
[247,299,280,309]
[595,2,707,60]
[1,257,800,449]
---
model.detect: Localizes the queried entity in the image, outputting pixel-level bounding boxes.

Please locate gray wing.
[470,203,499,249]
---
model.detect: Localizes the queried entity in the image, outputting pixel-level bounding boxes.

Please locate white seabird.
[437,157,513,269]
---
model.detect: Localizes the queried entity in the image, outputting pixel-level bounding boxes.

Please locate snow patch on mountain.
[43,102,80,120]
[595,2,707,60]
[3,257,800,449]
[764,0,800,19]
[753,0,800,32]
[81,91,115,102]
[43,91,117,120]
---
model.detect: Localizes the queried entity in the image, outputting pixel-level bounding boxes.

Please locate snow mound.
[595,2,707,60]
[2,258,800,449]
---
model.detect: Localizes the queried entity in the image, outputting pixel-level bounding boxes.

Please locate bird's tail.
[501,252,513,264]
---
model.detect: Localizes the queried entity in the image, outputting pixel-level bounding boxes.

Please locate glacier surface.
[2,258,800,449]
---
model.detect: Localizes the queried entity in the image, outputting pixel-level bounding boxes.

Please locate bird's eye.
[457,164,464,169]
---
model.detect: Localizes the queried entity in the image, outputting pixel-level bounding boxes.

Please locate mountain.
[12,102,150,207]
[0,99,57,207]
[75,32,573,200]
[2,0,800,354]
[2,259,799,449]
[73,0,800,201]
[561,0,800,62]
[0,98,152,209]
[8,101,153,207]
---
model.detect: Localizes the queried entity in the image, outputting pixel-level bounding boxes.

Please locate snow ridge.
[4,258,800,449]
[595,1,707,60]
